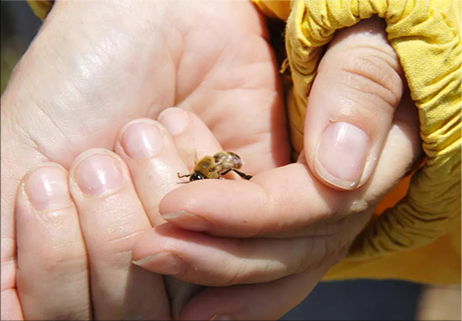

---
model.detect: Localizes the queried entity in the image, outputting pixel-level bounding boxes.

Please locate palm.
[8,1,288,170]
[172,3,289,171]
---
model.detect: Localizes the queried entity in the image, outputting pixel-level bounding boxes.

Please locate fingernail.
[315,122,370,189]
[162,211,213,232]
[132,252,186,276]
[24,165,71,211]
[210,314,233,320]
[74,154,123,196]
[121,121,163,159]
[158,108,189,135]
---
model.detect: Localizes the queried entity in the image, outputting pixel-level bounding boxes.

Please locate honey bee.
[177,151,252,181]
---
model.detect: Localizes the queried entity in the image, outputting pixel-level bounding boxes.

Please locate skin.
[1,1,423,320]
[14,101,420,320]
[2,1,287,319]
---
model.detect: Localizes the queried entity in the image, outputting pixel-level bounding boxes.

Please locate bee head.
[190,172,206,181]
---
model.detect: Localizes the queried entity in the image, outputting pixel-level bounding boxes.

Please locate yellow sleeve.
[252,0,293,20]
[27,0,53,21]
[254,0,461,284]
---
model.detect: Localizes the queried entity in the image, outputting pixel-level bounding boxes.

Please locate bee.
[177,151,252,181]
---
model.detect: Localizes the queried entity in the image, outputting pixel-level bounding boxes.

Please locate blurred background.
[2,1,461,320]
[1,0,41,94]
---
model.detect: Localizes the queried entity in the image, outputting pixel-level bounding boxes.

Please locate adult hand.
[15,109,250,320]
[1,1,287,319]
[2,2,422,320]
[132,17,424,320]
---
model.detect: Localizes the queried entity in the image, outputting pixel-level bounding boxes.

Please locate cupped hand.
[12,107,248,320]
[1,1,287,319]
[13,108,286,320]
[2,2,424,319]
[131,17,424,320]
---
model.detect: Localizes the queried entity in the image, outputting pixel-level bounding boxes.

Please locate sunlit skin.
[1,2,423,320]
[2,2,288,319]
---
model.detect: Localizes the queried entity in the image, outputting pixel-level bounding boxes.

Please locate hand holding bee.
[130,94,421,320]
[132,18,424,320]
[12,106,279,321]
[6,3,430,320]
[5,1,289,318]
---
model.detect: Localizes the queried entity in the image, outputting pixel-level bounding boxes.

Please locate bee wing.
[227,152,243,169]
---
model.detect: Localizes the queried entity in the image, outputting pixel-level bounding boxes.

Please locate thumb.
[305,17,405,190]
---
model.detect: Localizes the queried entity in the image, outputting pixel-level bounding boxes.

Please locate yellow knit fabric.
[254,0,461,284]
[29,0,461,284]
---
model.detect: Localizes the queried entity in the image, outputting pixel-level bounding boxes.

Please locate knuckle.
[99,229,147,266]
[220,258,282,286]
[204,239,256,286]
[339,48,403,110]
[294,239,316,274]
[296,236,349,274]
[215,242,288,286]
[219,260,251,286]
[40,248,87,274]
[305,217,350,237]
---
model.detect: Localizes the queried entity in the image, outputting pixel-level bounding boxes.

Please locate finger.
[15,163,91,320]
[157,107,251,180]
[116,112,252,317]
[158,100,421,238]
[159,162,357,238]
[113,118,203,318]
[131,222,360,286]
[180,269,327,321]
[305,17,404,190]
[68,149,170,320]
[157,107,222,170]
[113,118,190,227]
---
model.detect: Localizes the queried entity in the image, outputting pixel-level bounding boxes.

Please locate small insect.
[177,151,252,181]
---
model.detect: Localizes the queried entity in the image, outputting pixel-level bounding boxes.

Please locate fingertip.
[162,211,213,232]
[132,252,187,277]
[117,118,165,160]
[69,148,127,198]
[158,107,190,136]
[21,162,72,212]
[311,121,371,190]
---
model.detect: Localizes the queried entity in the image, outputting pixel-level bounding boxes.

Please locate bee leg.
[218,169,232,179]
[232,169,253,180]
[177,173,192,179]
[221,169,232,176]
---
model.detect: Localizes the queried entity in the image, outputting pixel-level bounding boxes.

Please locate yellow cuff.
[27,0,54,20]
[254,0,461,282]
